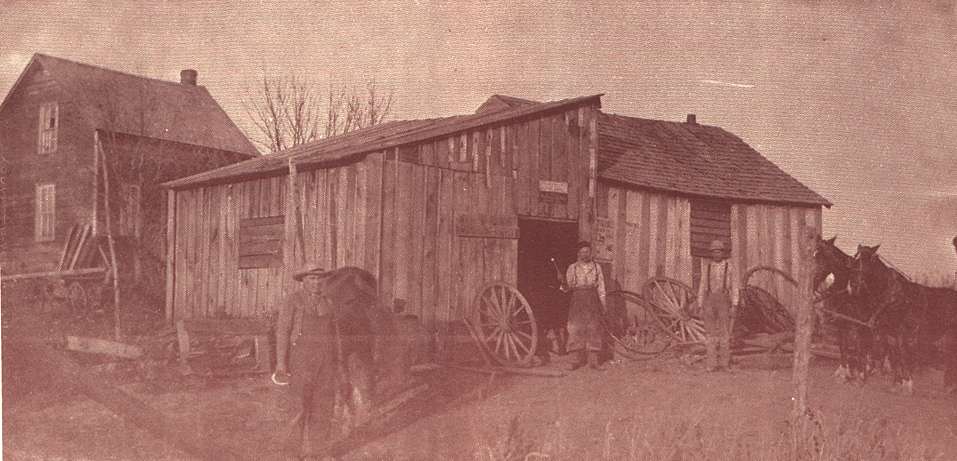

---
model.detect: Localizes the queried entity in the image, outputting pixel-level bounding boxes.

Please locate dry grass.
[475,407,945,461]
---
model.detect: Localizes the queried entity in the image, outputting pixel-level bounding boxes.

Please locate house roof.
[474,94,540,114]
[1,54,259,157]
[163,94,603,189]
[598,112,831,207]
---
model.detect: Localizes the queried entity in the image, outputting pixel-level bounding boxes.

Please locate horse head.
[847,244,881,296]
[813,236,850,290]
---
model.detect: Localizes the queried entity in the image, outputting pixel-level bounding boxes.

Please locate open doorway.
[517,218,579,360]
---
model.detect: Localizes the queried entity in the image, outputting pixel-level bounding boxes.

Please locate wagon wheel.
[67,281,90,313]
[742,266,798,333]
[643,277,706,344]
[470,282,538,367]
[603,290,672,358]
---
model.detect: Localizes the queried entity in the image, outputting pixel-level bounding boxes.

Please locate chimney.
[686,113,696,124]
[180,69,198,86]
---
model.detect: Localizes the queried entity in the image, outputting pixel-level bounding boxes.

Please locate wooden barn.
[0,54,258,305]
[163,94,830,344]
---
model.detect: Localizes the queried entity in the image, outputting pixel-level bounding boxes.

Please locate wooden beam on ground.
[66,336,143,359]
[30,342,249,461]
[180,319,272,336]
[1,267,106,282]
[438,363,567,378]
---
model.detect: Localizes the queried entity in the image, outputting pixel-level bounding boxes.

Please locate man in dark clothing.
[274,265,337,457]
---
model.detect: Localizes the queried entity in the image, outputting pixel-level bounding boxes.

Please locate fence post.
[790,229,818,455]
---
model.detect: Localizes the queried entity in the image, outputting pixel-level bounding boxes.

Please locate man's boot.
[588,351,602,370]
[568,350,587,371]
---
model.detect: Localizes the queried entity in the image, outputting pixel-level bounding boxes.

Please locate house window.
[118,184,141,237]
[35,183,55,242]
[238,216,284,269]
[690,199,731,258]
[38,102,58,154]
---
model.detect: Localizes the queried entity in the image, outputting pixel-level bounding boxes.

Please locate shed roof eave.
[596,176,832,208]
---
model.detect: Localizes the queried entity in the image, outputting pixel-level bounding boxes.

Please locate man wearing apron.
[564,241,607,371]
[698,240,738,372]
[274,265,337,457]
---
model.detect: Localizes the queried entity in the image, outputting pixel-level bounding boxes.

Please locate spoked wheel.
[603,290,672,359]
[742,266,797,333]
[470,282,538,367]
[643,277,706,344]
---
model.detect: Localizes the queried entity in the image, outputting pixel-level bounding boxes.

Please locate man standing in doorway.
[698,240,738,372]
[274,264,337,457]
[565,241,606,371]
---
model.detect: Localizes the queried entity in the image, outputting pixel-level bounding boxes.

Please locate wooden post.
[92,131,99,235]
[285,158,299,298]
[97,134,123,340]
[790,227,818,453]
[165,190,177,324]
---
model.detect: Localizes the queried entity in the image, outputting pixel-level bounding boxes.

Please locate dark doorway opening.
[517,218,579,359]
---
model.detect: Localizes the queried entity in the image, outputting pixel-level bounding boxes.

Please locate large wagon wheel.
[742,266,798,333]
[643,277,706,344]
[603,290,672,358]
[470,282,538,367]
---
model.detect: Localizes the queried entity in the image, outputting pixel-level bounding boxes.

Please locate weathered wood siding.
[168,105,601,332]
[730,203,821,315]
[593,182,821,313]
[594,185,694,293]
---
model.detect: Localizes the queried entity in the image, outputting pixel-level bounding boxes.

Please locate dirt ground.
[3,294,957,460]
[5,348,957,460]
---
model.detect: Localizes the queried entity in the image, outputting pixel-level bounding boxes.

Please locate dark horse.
[812,236,874,382]
[848,245,957,394]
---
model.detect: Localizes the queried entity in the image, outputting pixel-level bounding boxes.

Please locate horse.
[847,245,957,394]
[812,236,874,383]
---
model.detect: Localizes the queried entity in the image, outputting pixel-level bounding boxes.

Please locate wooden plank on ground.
[66,335,143,359]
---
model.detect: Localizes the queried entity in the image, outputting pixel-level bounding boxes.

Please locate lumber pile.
[176,319,273,376]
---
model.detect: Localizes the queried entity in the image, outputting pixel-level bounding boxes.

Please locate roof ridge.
[35,53,200,89]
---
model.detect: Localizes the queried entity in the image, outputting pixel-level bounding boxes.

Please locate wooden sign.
[455,214,520,239]
[539,191,568,204]
[538,180,568,194]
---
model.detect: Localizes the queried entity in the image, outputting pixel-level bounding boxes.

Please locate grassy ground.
[4,346,955,460]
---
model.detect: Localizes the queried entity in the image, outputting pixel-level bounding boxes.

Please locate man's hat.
[576,241,593,250]
[709,240,725,251]
[293,264,326,282]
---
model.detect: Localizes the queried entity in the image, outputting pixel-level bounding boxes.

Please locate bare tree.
[244,74,394,153]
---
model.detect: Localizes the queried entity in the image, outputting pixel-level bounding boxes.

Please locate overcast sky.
[2,0,955,280]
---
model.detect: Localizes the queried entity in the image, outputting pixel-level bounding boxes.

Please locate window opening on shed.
[238,215,284,269]
[38,102,58,155]
[35,183,55,242]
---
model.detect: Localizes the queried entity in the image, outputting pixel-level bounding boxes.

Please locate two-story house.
[0,53,259,304]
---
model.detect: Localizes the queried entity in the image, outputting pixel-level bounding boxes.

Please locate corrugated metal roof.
[163,94,603,189]
[598,112,831,207]
[10,54,260,157]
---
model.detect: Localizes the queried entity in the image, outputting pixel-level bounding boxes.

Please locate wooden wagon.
[461,265,809,366]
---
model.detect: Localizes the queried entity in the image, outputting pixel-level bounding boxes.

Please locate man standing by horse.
[273,264,341,457]
[698,240,739,372]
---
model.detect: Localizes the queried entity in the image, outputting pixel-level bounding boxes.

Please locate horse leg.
[835,321,850,382]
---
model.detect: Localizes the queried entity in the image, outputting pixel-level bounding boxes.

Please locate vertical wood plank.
[165,190,176,323]
[566,109,581,220]
[393,161,414,308]
[409,165,426,318]
[380,155,397,303]
[365,154,383,276]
